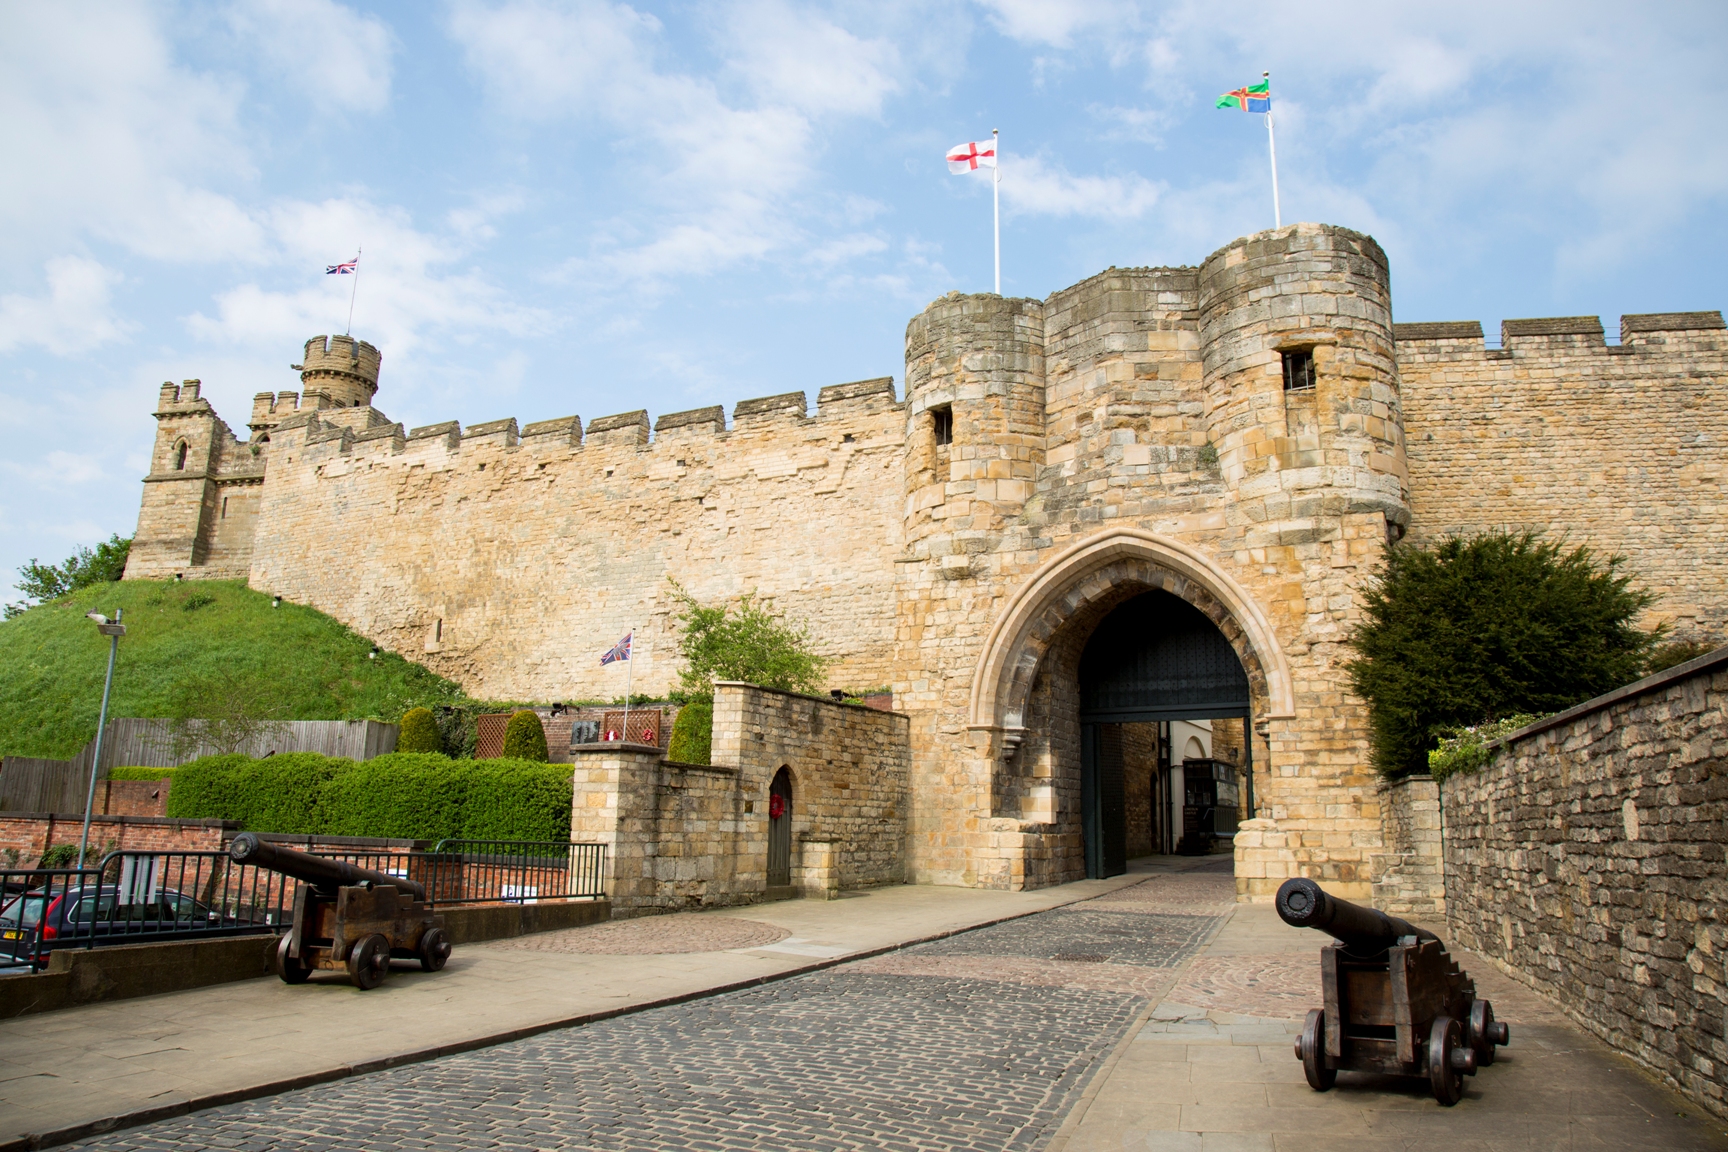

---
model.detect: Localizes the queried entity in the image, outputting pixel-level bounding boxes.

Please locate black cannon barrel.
[229,832,426,900]
[1275,877,1437,952]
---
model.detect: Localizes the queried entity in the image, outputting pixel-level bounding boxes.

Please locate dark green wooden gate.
[1078,592,1252,879]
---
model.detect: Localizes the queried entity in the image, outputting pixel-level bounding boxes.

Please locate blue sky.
[3,0,1725,602]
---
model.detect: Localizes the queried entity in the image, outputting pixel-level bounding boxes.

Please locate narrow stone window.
[1281,349,1316,391]
[174,441,188,470]
[931,405,954,446]
[221,496,228,519]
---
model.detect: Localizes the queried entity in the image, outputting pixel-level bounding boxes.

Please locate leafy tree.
[502,709,548,762]
[666,697,713,765]
[668,579,829,698]
[397,707,443,753]
[1347,531,1657,777]
[155,670,290,761]
[6,534,131,618]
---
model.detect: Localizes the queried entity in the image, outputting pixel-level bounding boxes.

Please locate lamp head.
[85,612,109,625]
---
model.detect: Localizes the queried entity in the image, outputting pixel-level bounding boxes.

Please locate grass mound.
[0,580,463,759]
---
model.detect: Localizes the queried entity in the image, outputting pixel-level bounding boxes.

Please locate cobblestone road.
[74,867,1238,1152]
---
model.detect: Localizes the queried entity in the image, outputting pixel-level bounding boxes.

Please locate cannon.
[229,832,451,990]
[1276,878,1509,1105]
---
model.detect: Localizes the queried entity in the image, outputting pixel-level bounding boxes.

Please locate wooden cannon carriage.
[1276,878,1509,1105]
[229,832,452,990]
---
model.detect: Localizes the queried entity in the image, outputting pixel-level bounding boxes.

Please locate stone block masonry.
[572,682,911,914]
[1441,647,1728,1120]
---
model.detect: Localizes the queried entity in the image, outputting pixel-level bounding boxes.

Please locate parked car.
[0,884,273,967]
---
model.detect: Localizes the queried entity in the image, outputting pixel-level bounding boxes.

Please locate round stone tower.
[1197,222,1407,536]
[900,293,1046,562]
[296,334,381,409]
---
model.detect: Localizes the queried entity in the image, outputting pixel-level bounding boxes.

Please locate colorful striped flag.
[1216,79,1270,114]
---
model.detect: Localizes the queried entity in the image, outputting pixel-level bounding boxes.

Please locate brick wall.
[99,778,171,817]
[1441,648,1728,1119]
[0,815,234,865]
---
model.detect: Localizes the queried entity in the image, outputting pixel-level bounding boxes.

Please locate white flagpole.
[622,630,633,741]
[1263,73,1281,228]
[345,245,362,335]
[992,129,1001,294]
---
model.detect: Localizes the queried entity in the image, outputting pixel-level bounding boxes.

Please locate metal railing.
[423,840,607,905]
[0,840,608,972]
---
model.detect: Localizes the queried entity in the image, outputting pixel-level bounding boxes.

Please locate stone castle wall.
[123,222,1726,901]
[246,378,906,701]
[1440,649,1728,1120]
[1398,312,1727,641]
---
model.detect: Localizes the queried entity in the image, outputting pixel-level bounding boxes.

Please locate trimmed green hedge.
[667,698,712,764]
[164,752,572,842]
[503,710,548,761]
[397,707,442,753]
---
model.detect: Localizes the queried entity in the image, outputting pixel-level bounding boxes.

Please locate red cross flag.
[946,139,997,174]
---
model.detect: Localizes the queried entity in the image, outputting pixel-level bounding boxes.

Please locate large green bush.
[1347,531,1657,777]
[666,698,712,765]
[397,707,442,753]
[502,710,548,761]
[165,752,572,842]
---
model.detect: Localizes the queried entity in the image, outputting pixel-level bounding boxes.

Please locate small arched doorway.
[1078,591,1252,878]
[767,767,793,889]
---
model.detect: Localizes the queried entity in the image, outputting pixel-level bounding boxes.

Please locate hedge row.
[163,752,572,842]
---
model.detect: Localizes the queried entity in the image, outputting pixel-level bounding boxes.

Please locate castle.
[126,223,1727,899]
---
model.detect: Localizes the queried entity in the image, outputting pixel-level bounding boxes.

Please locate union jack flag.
[326,258,359,275]
[600,632,632,665]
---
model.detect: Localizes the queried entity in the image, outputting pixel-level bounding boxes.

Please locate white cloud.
[449,0,904,287]
[0,257,133,354]
[226,0,397,114]
[0,3,264,266]
[185,197,550,373]
[975,0,1138,48]
[1000,156,1162,220]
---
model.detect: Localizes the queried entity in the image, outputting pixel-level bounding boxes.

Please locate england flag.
[946,140,997,174]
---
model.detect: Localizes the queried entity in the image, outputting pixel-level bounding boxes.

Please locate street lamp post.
[79,609,125,866]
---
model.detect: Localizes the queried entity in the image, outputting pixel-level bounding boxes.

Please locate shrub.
[163,752,572,842]
[669,579,828,697]
[666,698,713,764]
[1347,531,1657,777]
[109,765,176,780]
[398,707,443,753]
[1427,715,1543,781]
[502,710,548,762]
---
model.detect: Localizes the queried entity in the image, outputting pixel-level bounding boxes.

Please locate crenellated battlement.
[155,379,211,413]
[1394,311,1725,358]
[293,334,381,409]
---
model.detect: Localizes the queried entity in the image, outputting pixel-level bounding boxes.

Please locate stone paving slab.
[0,868,1163,1151]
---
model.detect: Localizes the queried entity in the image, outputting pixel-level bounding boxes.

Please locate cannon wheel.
[1297,1010,1336,1091]
[1469,999,1501,1067]
[1428,1016,1465,1106]
[418,927,451,973]
[277,935,311,985]
[347,933,391,990]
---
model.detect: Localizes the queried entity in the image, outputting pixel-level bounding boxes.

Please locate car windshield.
[0,893,52,930]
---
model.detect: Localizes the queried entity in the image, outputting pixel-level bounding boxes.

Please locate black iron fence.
[0,840,607,972]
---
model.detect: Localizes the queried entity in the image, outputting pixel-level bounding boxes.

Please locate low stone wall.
[1442,648,1728,1119]
[1371,775,1444,919]
[572,683,912,914]
[714,681,911,893]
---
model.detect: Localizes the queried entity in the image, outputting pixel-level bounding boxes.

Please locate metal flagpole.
[1263,74,1281,228]
[345,246,362,335]
[79,609,122,866]
[621,630,633,742]
[992,129,1001,294]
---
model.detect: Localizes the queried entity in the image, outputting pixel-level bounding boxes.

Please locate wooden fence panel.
[1,720,399,813]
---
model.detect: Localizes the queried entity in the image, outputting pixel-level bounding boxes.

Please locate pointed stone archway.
[966,529,1295,889]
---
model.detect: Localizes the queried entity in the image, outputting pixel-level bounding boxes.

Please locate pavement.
[0,865,1156,1150]
[7,858,1726,1151]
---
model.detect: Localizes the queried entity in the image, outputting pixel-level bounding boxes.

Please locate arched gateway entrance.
[968,530,1295,888]
[1078,593,1251,878]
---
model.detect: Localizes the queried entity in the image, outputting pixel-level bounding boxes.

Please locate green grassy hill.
[0,580,464,759]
